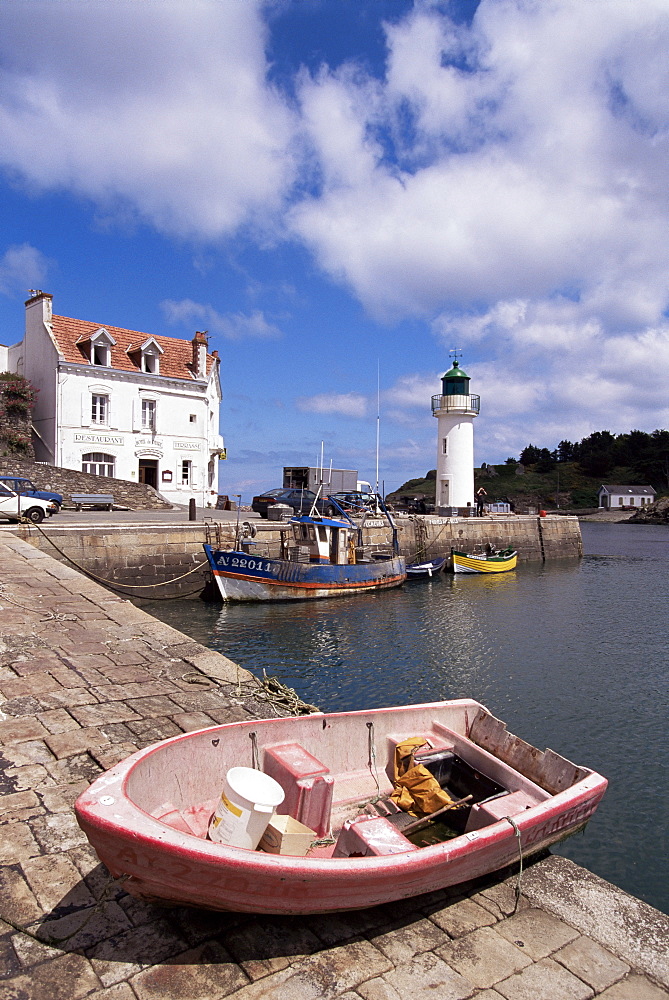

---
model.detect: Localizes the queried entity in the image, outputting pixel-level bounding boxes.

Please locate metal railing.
[431,393,480,415]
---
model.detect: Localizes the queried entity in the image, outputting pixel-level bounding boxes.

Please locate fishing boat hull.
[75,700,606,915]
[204,545,406,601]
[451,549,517,574]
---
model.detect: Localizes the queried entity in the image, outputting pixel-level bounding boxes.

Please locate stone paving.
[1,533,668,1000]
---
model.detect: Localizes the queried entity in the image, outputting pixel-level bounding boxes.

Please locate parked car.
[0,476,63,511]
[0,482,58,523]
[251,488,337,518]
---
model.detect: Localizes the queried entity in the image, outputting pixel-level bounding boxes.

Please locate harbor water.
[141,520,669,915]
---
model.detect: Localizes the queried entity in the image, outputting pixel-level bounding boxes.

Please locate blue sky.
[1,0,668,500]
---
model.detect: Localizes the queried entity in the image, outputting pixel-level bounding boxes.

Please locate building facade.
[8,292,224,507]
[598,484,656,509]
[431,359,480,511]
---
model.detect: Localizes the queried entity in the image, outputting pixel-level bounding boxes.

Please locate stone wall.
[14,514,582,600]
[15,522,217,599]
[0,374,35,459]
[0,457,173,509]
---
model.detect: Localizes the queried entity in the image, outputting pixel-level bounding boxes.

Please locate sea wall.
[385,513,582,564]
[13,513,582,599]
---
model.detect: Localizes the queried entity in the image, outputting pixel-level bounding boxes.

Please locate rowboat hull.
[451,550,517,574]
[204,545,406,601]
[75,700,606,915]
[406,556,447,578]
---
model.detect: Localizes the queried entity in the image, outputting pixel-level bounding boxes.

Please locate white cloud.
[0,243,49,297]
[297,393,369,418]
[0,1,297,238]
[2,0,668,471]
[291,0,669,327]
[161,299,281,340]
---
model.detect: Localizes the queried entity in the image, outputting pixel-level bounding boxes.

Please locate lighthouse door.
[440,480,449,506]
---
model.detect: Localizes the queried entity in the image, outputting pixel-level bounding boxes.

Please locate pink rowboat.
[74,700,607,915]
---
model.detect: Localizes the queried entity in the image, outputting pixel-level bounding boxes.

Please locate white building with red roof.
[9,292,224,507]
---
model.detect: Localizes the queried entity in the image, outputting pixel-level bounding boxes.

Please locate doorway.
[139,459,158,489]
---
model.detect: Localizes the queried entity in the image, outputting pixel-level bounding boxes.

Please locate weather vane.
[449,347,463,365]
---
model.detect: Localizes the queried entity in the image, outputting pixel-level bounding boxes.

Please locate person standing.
[476,487,487,516]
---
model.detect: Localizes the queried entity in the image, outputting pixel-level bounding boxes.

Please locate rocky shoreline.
[627,496,669,524]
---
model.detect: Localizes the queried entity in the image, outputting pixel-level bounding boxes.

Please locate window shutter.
[81,392,90,427]
[132,399,141,431]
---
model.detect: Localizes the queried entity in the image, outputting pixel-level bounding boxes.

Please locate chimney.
[191,330,208,379]
[25,290,53,325]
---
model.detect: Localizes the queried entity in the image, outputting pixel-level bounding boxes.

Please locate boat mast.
[376,360,380,496]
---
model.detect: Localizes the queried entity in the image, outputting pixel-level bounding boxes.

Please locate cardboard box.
[258,814,317,856]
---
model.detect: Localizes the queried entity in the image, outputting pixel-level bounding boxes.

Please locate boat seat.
[333,815,419,858]
[465,789,539,832]
[263,743,334,837]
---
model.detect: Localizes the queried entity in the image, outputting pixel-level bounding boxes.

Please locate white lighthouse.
[431,354,480,512]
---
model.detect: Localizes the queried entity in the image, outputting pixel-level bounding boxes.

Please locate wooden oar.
[400,794,473,836]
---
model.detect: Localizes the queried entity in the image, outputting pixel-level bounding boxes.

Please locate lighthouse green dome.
[441,359,470,396]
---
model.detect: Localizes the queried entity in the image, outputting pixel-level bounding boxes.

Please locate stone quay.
[1,530,667,1000]
[6,505,582,599]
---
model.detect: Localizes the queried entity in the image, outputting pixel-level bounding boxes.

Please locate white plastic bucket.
[208,767,285,849]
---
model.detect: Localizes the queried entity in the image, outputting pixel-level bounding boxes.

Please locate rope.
[250,731,260,769]
[0,583,79,622]
[503,815,524,913]
[18,519,209,593]
[367,721,380,796]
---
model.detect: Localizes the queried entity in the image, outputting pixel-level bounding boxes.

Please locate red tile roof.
[51,314,215,379]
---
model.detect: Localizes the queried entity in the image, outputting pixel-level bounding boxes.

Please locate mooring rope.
[16,518,209,595]
[503,815,524,913]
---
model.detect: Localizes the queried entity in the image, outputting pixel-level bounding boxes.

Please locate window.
[618,498,624,505]
[92,343,110,366]
[442,438,448,455]
[181,460,192,485]
[82,452,115,477]
[190,414,197,423]
[141,399,156,430]
[91,394,108,424]
[629,497,635,505]
[142,352,159,374]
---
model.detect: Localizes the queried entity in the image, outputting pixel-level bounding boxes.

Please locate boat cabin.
[286,516,355,565]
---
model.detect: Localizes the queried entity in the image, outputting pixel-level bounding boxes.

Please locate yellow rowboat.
[451,548,517,574]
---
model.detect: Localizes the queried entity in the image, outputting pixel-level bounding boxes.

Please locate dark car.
[0,476,63,512]
[251,488,337,518]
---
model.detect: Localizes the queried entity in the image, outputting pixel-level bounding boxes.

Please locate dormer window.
[143,351,159,374]
[80,328,116,367]
[127,336,163,375]
[93,343,110,366]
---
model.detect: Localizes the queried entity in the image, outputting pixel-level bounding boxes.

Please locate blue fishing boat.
[204,492,406,601]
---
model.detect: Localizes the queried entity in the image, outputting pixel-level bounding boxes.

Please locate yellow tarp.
[390,738,455,817]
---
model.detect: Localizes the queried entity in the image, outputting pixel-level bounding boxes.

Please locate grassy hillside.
[386,462,653,511]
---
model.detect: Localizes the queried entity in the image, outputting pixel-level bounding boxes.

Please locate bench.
[70,493,115,511]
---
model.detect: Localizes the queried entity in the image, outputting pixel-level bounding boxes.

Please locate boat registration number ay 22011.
[215,554,273,573]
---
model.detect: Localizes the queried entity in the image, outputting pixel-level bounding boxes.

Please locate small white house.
[598,484,656,509]
[7,292,225,507]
